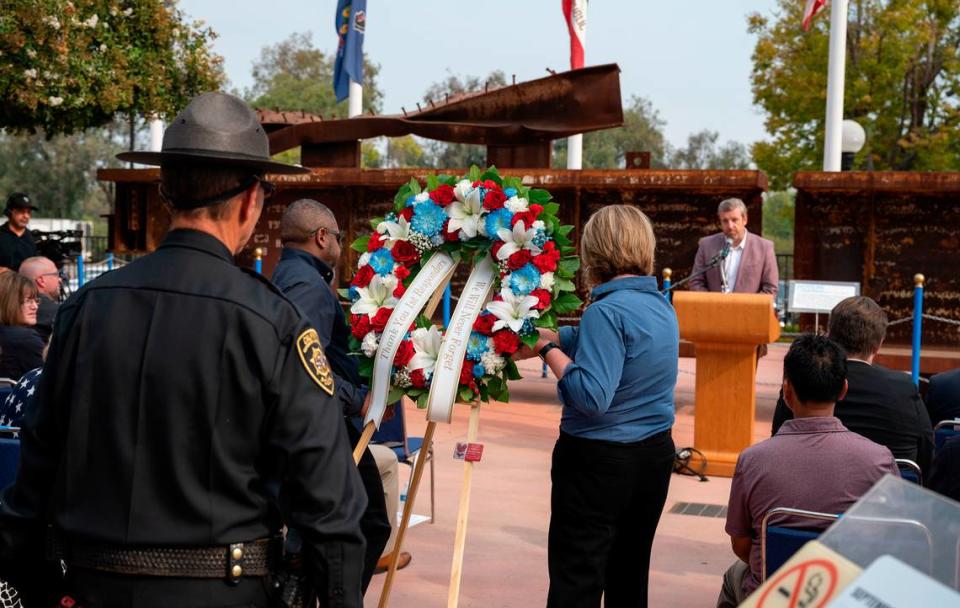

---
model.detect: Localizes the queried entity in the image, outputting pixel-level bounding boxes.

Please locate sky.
[178,0,784,150]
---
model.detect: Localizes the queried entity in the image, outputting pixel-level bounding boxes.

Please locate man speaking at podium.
[689,198,779,297]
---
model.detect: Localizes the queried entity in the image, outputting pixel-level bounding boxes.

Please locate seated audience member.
[928,435,960,502]
[925,368,960,425]
[718,335,898,607]
[772,296,934,475]
[0,273,43,380]
[0,367,42,428]
[18,256,60,342]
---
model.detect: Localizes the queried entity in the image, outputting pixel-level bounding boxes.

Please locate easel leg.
[353,420,375,465]
[378,421,437,608]
[447,403,481,608]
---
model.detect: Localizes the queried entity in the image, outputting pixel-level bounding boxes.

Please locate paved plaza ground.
[365,344,789,607]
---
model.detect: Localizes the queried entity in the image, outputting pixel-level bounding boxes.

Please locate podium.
[673,292,780,477]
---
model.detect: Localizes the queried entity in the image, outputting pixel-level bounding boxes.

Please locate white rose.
[540,272,555,291]
[361,332,380,357]
[505,196,529,213]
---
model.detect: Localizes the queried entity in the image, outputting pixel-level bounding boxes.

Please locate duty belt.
[60,537,274,582]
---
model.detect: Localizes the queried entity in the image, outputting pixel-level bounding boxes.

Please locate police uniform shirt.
[0,229,367,606]
[0,222,36,271]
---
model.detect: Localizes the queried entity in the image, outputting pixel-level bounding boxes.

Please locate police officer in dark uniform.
[0,92,367,607]
[0,193,39,271]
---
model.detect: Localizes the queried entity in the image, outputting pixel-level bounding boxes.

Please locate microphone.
[720,237,733,260]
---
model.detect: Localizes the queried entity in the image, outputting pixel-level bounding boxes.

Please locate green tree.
[0,0,224,136]
[749,0,960,188]
[419,70,508,168]
[669,130,752,169]
[246,31,382,117]
[761,190,795,255]
[553,96,669,168]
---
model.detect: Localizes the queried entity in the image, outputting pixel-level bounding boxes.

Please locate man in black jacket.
[0,193,38,272]
[0,92,366,607]
[772,296,934,476]
[925,368,960,425]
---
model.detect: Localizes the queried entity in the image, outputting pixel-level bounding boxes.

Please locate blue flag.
[333,0,366,102]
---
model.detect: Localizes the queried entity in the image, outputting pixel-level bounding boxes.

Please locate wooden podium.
[673,292,780,477]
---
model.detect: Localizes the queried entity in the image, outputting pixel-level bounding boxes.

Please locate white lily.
[377,215,411,249]
[495,220,542,261]
[453,179,473,202]
[446,186,484,238]
[350,274,399,317]
[408,326,444,374]
[485,287,541,333]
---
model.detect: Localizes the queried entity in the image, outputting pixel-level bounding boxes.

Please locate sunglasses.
[257,177,276,201]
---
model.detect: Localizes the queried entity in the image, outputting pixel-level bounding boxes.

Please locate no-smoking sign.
[757,559,839,608]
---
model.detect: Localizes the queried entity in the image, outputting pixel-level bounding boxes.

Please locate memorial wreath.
[344,166,582,407]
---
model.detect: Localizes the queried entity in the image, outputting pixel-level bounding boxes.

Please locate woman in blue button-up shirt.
[533,205,679,608]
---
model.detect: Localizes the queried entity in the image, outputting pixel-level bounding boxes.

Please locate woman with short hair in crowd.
[0,272,44,381]
[530,204,679,607]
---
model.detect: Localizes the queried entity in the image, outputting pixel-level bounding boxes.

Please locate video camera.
[32,229,83,267]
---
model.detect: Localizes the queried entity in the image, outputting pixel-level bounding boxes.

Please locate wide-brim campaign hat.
[5,192,39,213]
[117,92,309,175]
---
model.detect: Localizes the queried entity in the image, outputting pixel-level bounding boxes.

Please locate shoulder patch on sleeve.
[296,328,335,396]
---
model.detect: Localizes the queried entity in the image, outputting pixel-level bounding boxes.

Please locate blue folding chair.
[371,401,435,523]
[935,419,960,451]
[0,426,20,491]
[895,458,923,485]
[761,507,839,581]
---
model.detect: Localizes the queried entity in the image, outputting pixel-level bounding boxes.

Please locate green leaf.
[479,383,490,402]
[438,174,458,186]
[459,387,476,403]
[417,392,430,409]
[467,165,482,182]
[415,314,434,329]
[502,176,523,191]
[555,278,576,292]
[528,189,552,204]
[535,310,557,329]
[479,167,502,184]
[358,356,373,378]
[504,358,523,380]
[350,234,370,253]
[407,388,425,398]
[369,216,384,231]
[551,293,584,314]
[521,332,539,348]
[543,202,560,216]
[394,185,412,211]
[558,257,581,278]
[495,385,510,403]
[408,177,422,194]
[426,174,439,191]
[387,386,405,404]
[558,224,574,237]
[338,287,352,300]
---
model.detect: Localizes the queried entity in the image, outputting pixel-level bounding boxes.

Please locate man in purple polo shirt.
[716,335,898,607]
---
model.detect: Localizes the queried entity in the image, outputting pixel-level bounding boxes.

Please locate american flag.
[803,0,828,31]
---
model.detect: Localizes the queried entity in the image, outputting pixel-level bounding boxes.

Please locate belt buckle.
[227,542,245,584]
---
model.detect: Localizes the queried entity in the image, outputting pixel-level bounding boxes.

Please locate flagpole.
[822,0,848,171]
[565,0,587,170]
[349,80,363,118]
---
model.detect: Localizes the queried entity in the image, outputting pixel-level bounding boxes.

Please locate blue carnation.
[466,332,490,362]
[485,208,514,238]
[532,228,548,248]
[348,286,360,302]
[473,362,486,378]
[412,201,447,237]
[509,263,541,296]
[369,248,395,276]
[504,187,518,197]
[405,194,417,207]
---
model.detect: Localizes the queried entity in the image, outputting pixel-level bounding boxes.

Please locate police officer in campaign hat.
[0,192,39,271]
[0,92,367,607]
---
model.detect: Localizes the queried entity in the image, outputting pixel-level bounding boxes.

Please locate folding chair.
[761,507,839,581]
[935,419,960,451]
[895,458,923,485]
[0,426,20,491]
[371,401,435,523]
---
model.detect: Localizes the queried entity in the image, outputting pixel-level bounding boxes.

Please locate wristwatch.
[538,342,560,361]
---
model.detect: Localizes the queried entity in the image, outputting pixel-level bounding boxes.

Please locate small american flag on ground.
[803,0,828,31]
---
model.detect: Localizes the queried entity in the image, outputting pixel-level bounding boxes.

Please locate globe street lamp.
[841,119,866,171]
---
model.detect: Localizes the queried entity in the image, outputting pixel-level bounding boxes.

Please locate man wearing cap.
[0,193,39,272]
[0,92,366,607]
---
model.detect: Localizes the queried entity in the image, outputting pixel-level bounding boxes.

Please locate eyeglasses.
[21,298,40,307]
[256,177,276,201]
[315,227,343,245]
[39,272,60,279]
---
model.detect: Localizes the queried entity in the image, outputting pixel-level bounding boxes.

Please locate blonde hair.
[580,205,656,285]
[0,272,39,325]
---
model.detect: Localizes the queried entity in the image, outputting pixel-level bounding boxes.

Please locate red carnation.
[529,204,543,217]
[410,368,427,388]
[392,240,420,266]
[507,249,533,271]
[490,240,505,259]
[394,339,415,367]
[429,184,456,206]
[459,360,475,386]
[398,207,414,222]
[351,265,375,288]
[533,253,558,273]
[351,314,371,340]
[394,282,406,298]
[368,232,385,252]
[512,210,537,229]
[394,265,411,281]
[473,313,496,336]
[443,220,460,242]
[483,189,507,211]
[531,288,552,310]
[370,307,393,333]
[492,330,521,355]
